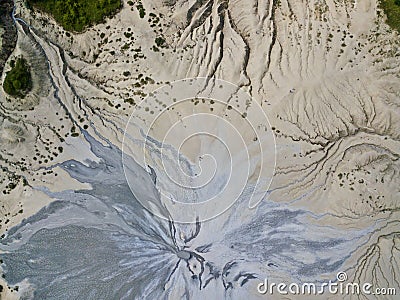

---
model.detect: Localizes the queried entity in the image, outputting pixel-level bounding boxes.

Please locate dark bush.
[3,58,32,98]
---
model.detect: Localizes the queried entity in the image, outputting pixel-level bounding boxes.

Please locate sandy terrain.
[0,0,399,298]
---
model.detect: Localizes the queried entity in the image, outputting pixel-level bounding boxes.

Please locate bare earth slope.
[0,0,399,299]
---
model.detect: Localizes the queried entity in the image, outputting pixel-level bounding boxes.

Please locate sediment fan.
[122,77,276,223]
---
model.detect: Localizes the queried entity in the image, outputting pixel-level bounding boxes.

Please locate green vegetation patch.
[136,0,146,18]
[3,58,32,98]
[380,0,400,32]
[28,0,122,32]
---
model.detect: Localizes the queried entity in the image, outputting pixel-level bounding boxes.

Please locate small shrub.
[3,57,32,98]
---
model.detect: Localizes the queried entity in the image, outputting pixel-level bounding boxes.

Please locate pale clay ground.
[0,0,399,298]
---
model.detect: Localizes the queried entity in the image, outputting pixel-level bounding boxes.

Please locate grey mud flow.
[0,133,371,299]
